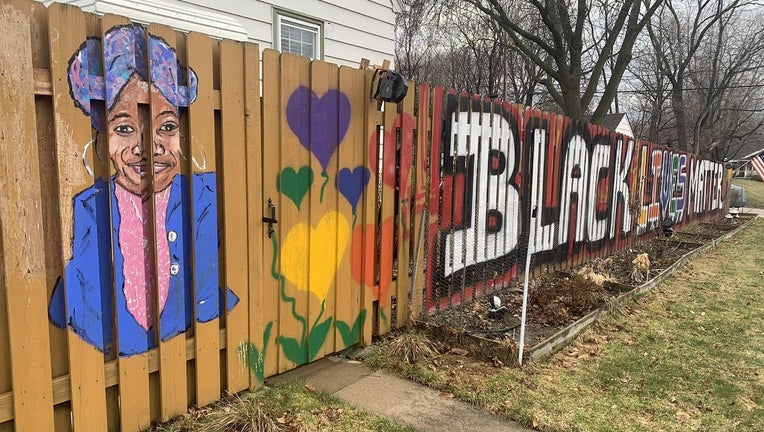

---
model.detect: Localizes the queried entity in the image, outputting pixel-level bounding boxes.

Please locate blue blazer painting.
[48,24,237,356]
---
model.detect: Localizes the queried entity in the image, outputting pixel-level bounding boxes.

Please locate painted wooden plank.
[219,39,249,393]
[276,52,311,371]
[438,89,458,313]
[424,86,442,315]
[442,90,455,310]
[492,99,507,292]
[96,13,154,432]
[335,66,366,349]
[377,99,398,334]
[185,30,221,407]
[307,59,340,361]
[242,42,265,389]
[507,102,522,288]
[46,3,111,431]
[473,94,490,302]
[409,83,430,321]
[0,233,11,432]
[485,97,502,296]
[395,83,416,327]
[524,106,541,278]
[450,91,463,307]
[359,70,380,344]
[572,118,585,270]
[260,48,282,378]
[545,110,559,276]
[0,1,55,430]
[146,22,189,421]
[29,4,75,427]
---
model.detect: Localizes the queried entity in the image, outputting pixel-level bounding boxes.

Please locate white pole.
[518,224,534,365]
[520,139,542,365]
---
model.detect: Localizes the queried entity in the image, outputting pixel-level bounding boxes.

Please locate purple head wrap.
[67,24,198,130]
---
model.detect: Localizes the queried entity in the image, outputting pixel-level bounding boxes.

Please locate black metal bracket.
[263,198,278,238]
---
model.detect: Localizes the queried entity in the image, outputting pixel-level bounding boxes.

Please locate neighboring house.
[585,113,634,138]
[600,113,634,137]
[730,148,764,179]
[41,0,403,67]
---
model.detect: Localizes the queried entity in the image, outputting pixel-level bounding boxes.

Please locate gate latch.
[263,198,278,238]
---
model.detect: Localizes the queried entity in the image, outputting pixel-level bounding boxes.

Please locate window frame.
[273,9,324,60]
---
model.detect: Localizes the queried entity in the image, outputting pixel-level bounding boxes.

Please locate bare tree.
[394,0,545,106]
[626,45,674,144]
[462,0,664,122]
[394,0,441,84]
[644,0,764,156]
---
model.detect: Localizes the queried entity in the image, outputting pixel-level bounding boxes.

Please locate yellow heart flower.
[280,211,350,300]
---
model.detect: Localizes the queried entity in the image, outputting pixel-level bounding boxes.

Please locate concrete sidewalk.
[267,356,534,432]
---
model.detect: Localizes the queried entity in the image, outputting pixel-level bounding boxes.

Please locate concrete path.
[267,356,534,432]
[738,207,764,217]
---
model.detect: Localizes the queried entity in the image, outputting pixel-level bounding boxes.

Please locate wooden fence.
[0,1,729,431]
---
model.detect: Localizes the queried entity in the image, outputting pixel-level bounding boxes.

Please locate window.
[276,12,322,60]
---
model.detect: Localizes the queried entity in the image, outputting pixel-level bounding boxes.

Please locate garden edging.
[527,214,759,362]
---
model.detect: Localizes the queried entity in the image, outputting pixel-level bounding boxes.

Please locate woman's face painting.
[106,76,181,199]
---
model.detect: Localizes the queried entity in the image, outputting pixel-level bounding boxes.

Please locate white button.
[170,263,180,275]
[168,230,177,242]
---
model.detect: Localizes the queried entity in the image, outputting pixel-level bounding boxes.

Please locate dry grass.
[385,331,440,364]
[149,382,415,432]
[182,393,280,432]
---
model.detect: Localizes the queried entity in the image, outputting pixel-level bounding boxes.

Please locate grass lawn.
[149,382,415,432]
[368,219,764,432]
[732,178,764,209]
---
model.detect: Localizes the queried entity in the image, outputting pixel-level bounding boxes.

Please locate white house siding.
[42,0,397,67]
[155,0,397,67]
[614,117,634,138]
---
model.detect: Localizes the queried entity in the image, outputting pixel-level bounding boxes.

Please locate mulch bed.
[424,215,751,360]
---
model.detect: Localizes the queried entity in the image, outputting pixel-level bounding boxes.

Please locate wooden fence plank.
[546,110,559,276]
[492,99,507,292]
[306,59,340,361]
[378,100,398,334]
[424,86,443,315]
[185,30,221,407]
[0,1,55,430]
[29,7,71,418]
[219,39,249,393]
[96,13,154,432]
[260,49,282,377]
[409,83,430,321]
[146,22,189,421]
[46,3,110,431]
[275,52,312,372]
[455,91,471,308]
[335,66,366,349]
[0,225,11,432]
[395,83,415,327]
[243,42,264,389]
[359,70,379,344]
[480,97,493,296]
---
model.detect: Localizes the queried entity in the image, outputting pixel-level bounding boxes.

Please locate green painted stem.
[270,235,307,343]
[319,171,329,203]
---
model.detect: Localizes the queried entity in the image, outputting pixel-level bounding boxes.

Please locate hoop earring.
[180,133,208,171]
[82,138,96,177]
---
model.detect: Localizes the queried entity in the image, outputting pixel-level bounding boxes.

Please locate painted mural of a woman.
[49,24,237,356]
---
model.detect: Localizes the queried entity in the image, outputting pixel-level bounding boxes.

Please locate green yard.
[732,178,764,209]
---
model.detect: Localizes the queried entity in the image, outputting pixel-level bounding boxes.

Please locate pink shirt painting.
[115,184,171,330]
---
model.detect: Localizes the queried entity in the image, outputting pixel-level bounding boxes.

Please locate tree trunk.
[671,85,688,151]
